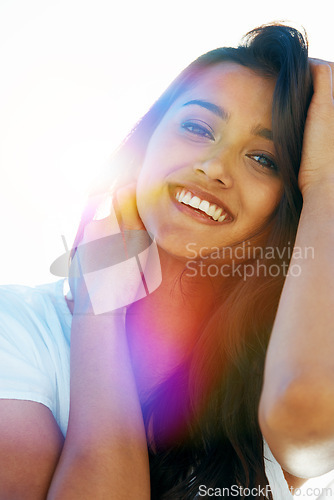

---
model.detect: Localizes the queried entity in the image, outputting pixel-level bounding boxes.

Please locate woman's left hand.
[298,59,334,198]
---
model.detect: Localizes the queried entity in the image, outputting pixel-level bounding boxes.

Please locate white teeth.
[178,189,186,201]
[212,207,223,221]
[198,200,210,213]
[188,196,201,209]
[207,204,216,217]
[182,191,192,204]
[175,189,230,222]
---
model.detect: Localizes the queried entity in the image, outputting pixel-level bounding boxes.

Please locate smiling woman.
[136,62,282,261]
[1,22,334,500]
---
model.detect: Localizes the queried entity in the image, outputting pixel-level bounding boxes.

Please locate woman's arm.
[47,313,150,499]
[0,400,64,500]
[48,187,151,499]
[0,324,150,500]
[0,188,151,500]
[259,61,334,478]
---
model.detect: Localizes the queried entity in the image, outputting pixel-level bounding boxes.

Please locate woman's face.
[136,63,283,261]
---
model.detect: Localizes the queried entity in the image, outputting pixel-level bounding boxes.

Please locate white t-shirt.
[0,279,292,497]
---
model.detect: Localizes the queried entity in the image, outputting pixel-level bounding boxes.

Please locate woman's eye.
[247,154,278,173]
[181,120,215,141]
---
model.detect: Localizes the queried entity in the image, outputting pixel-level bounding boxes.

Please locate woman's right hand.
[68,184,162,317]
[48,185,153,499]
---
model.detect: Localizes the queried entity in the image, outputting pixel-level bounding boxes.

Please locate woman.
[0,22,333,499]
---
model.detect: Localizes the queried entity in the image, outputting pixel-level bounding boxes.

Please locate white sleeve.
[0,285,60,416]
[263,440,293,499]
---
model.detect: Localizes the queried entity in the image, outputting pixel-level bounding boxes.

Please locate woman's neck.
[125,246,225,398]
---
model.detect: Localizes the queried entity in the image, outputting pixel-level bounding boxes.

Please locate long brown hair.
[72,23,313,499]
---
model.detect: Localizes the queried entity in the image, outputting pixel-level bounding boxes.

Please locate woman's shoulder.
[0,279,72,344]
[0,279,71,435]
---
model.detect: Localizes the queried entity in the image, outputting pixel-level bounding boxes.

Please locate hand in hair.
[259,58,334,479]
[68,183,161,316]
[298,59,334,197]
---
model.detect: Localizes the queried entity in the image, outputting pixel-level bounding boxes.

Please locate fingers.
[77,183,150,283]
[85,183,145,243]
[115,183,145,231]
[86,193,120,242]
[309,58,334,102]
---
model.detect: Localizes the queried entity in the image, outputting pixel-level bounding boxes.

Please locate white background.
[0,0,334,496]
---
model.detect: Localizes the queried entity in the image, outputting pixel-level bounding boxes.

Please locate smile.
[175,188,233,223]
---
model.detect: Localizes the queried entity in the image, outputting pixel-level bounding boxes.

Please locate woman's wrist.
[301,180,334,215]
[71,307,127,336]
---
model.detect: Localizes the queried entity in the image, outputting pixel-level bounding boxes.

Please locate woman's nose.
[193,157,233,187]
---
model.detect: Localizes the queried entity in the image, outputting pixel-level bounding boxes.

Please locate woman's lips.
[170,186,234,225]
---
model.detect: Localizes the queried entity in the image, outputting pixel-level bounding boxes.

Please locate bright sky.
[0,0,332,287]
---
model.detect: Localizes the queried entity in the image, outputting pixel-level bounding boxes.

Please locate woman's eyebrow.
[182,100,229,120]
[251,124,273,141]
[181,100,273,140]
